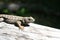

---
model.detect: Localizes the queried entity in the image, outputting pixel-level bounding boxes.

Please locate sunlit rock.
[0,22,60,40]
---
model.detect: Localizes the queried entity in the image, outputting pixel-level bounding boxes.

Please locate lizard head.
[23,16,35,23]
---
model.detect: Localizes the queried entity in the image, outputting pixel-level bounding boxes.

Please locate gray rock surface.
[0,22,60,40]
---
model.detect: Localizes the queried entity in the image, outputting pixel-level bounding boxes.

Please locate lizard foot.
[19,26,24,30]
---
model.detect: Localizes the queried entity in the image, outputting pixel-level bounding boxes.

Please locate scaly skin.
[0,14,35,30]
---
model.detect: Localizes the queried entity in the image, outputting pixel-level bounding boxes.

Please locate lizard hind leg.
[0,18,4,22]
[16,21,24,30]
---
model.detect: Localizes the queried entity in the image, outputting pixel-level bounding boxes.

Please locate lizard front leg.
[16,21,24,30]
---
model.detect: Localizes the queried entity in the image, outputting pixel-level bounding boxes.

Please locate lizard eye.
[28,19,31,20]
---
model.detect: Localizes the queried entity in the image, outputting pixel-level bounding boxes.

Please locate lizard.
[0,14,35,30]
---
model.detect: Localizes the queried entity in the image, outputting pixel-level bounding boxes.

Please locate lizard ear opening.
[22,17,27,23]
[22,17,29,23]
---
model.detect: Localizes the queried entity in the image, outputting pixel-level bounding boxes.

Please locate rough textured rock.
[0,22,60,40]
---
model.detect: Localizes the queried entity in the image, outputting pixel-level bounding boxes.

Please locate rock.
[0,22,60,40]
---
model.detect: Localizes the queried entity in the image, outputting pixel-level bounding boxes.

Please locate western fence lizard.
[0,14,35,30]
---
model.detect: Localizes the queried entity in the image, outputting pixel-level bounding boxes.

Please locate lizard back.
[0,14,24,23]
[0,14,23,20]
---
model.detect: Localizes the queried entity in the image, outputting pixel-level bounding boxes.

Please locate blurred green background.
[0,0,60,29]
